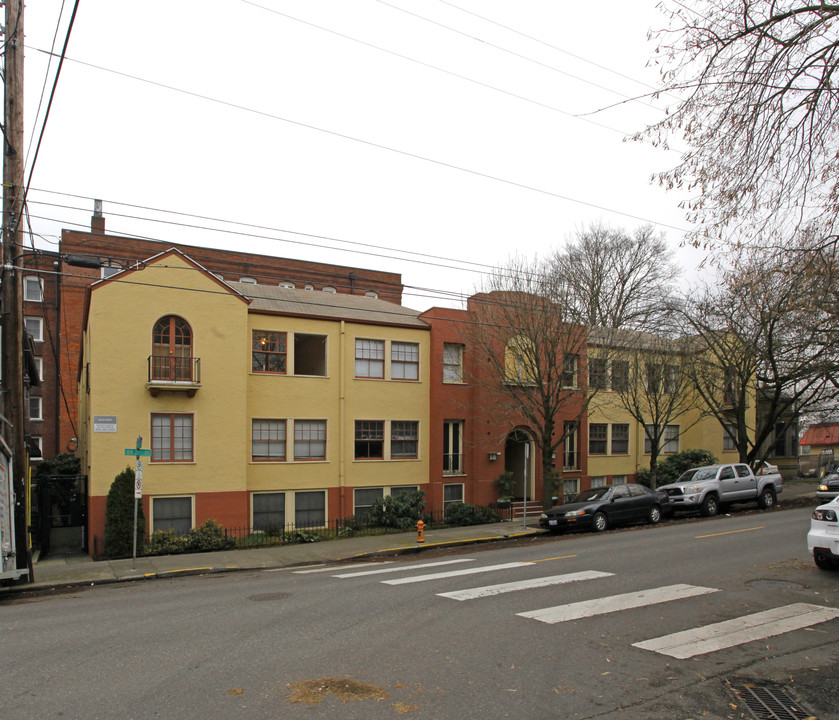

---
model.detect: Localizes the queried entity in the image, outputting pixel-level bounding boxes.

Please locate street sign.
[125,448,151,456]
[134,462,143,499]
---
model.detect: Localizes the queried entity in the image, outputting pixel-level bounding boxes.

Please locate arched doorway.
[504,429,534,501]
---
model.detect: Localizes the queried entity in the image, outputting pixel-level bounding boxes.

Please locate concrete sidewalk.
[3,520,544,596]
[5,481,819,597]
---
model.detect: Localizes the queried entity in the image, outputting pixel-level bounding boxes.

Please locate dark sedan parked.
[817,472,839,502]
[539,483,671,534]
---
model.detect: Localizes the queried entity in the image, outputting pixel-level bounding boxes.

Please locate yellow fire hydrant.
[416,520,425,544]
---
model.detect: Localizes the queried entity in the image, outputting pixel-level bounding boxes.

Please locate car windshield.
[571,487,612,503]
[676,467,717,483]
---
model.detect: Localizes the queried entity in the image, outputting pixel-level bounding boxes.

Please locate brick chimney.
[91,199,105,234]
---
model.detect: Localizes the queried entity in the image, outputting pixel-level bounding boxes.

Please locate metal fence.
[93,502,515,559]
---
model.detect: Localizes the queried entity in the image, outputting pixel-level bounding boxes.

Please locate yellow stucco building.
[79,250,430,550]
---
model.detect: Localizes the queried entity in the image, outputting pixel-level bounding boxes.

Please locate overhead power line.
[27,49,690,235]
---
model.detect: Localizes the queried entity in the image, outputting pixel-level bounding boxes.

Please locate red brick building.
[421,294,589,514]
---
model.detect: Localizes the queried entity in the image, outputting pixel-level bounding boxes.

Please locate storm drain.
[730,683,816,720]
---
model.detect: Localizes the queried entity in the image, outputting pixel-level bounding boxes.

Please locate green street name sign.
[124,448,151,457]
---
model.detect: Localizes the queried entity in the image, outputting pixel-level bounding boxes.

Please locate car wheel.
[814,551,836,571]
[757,487,776,510]
[592,511,608,532]
[700,494,719,517]
[648,505,661,524]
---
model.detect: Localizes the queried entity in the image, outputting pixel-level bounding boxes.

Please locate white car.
[807,496,839,570]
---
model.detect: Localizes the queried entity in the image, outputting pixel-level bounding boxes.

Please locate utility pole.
[2,0,31,579]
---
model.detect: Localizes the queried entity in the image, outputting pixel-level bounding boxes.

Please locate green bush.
[366,489,425,529]
[444,502,500,526]
[104,467,145,557]
[144,519,235,556]
[638,449,719,487]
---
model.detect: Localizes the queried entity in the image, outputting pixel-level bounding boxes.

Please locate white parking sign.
[134,461,143,498]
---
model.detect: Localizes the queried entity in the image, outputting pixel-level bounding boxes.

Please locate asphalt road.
[3,505,837,720]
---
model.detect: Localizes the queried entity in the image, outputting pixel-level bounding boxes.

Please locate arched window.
[152,315,193,381]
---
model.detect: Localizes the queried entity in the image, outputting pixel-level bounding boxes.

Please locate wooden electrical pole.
[2,0,31,579]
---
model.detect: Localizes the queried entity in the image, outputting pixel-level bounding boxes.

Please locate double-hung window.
[23,276,43,302]
[24,317,43,342]
[252,331,287,373]
[443,343,463,383]
[355,339,384,378]
[589,423,607,454]
[611,424,629,454]
[589,358,608,389]
[391,421,419,459]
[391,342,419,380]
[252,419,286,461]
[355,420,384,459]
[294,420,326,460]
[151,414,193,462]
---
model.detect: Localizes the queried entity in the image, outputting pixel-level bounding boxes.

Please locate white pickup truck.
[657,463,783,517]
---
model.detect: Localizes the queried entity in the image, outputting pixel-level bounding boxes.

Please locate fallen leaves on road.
[287,677,389,705]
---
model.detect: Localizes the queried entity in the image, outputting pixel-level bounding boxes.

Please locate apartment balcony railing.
[443,453,464,476]
[146,355,201,396]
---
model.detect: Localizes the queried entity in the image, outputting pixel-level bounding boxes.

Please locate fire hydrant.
[416,520,425,544]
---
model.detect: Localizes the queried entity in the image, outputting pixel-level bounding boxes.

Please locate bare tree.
[638,1,839,248]
[468,256,605,507]
[594,330,700,486]
[551,223,679,331]
[678,235,839,465]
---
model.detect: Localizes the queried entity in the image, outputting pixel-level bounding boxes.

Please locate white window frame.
[443,483,464,507]
[23,276,43,302]
[591,475,607,488]
[34,357,43,382]
[563,477,580,497]
[443,420,464,475]
[24,316,43,342]
[29,396,42,421]
[443,343,464,383]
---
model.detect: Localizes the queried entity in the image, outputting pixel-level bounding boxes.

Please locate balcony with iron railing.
[146,355,201,396]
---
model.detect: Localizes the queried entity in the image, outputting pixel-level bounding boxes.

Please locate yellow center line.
[532,554,577,562]
[696,526,765,539]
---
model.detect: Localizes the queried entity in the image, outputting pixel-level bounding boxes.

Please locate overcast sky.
[23,0,703,310]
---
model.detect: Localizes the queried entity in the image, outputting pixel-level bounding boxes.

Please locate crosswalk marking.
[517,584,719,624]
[292,561,393,574]
[633,603,839,659]
[332,559,473,579]
[382,561,534,585]
[437,570,614,601]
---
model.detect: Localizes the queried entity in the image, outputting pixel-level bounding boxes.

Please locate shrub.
[104,467,145,557]
[366,489,425,529]
[144,519,235,556]
[638,449,719,487]
[444,502,500,526]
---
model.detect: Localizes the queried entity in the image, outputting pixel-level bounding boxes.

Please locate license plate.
[549,520,557,526]
[828,525,839,535]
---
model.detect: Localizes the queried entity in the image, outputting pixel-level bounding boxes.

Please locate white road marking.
[292,561,393,574]
[332,559,473,578]
[632,603,839,659]
[382,561,533,585]
[438,570,614,601]
[517,584,719,624]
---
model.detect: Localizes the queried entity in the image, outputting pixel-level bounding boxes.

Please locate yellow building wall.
[83,255,250,501]
[245,317,431,510]
[586,386,756,481]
